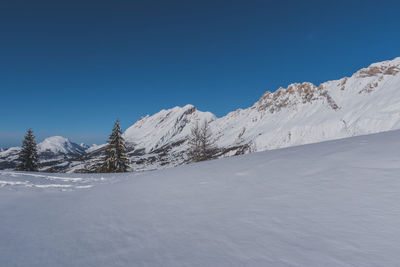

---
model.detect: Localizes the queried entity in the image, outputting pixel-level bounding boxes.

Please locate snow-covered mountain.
[38,136,85,156]
[1,57,400,172]
[118,57,400,169]
[123,104,216,153]
[0,136,85,171]
[212,57,400,153]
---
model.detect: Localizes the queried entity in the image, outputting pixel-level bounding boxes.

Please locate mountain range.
[1,57,399,172]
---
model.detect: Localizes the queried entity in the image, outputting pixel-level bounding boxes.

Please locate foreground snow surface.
[1,130,400,266]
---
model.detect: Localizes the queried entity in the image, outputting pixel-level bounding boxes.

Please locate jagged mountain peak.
[353,57,400,78]
[252,57,400,115]
[253,82,339,114]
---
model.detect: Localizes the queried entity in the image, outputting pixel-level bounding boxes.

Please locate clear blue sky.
[1,0,400,147]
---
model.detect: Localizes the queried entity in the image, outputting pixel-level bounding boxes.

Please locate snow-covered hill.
[1,57,400,172]
[1,130,400,266]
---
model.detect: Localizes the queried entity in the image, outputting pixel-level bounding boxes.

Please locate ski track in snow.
[0,171,110,190]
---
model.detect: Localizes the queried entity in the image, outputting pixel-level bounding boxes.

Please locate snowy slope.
[85,143,106,153]
[1,130,400,266]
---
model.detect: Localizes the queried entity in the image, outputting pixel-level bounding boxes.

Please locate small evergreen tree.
[17,129,39,171]
[101,119,130,172]
[188,120,215,162]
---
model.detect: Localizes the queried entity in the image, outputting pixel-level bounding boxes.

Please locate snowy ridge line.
[1,56,400,172]
[121,56,400,167]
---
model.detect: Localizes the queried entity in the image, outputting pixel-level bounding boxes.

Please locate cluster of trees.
[16,119,216,173]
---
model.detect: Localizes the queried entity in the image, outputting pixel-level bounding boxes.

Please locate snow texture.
[1,130,400,266]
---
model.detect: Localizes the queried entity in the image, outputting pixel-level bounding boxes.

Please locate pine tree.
[101,119,130,172]
[188,120,216,162]
[17,129,39,171]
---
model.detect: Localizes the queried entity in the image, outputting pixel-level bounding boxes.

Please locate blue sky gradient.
[1,0,400,146]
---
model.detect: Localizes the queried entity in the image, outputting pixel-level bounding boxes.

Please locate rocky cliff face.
[2,57,400,172]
